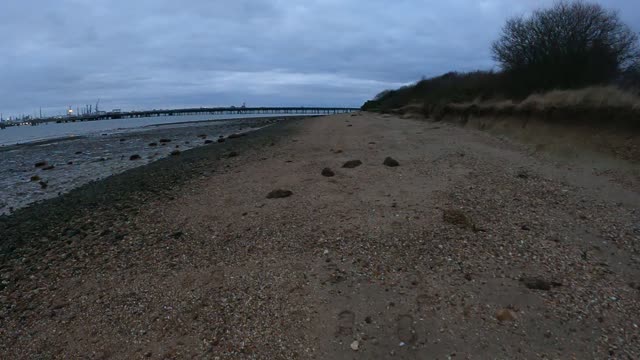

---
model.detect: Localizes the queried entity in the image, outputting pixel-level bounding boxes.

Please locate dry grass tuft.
[518,86,640,111]
[433,86,640,128]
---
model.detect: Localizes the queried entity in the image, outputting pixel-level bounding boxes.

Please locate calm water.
[0,115,291,215]
[0,113,288,146]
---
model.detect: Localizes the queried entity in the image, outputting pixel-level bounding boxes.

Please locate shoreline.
[0,117,303,260]
[0,114,310,149]
[0,116,307,215]
[141,114,319,129]
[0,135,86,152]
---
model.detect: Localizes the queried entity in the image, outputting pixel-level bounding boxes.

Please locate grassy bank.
[363,74,640,130]
[430,86,640,130]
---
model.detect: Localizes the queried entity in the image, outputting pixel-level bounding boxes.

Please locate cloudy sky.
[1,0,639,117]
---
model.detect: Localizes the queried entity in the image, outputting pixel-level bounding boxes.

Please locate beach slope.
[1,113,639,359]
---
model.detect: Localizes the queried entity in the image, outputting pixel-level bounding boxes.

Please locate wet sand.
[0,113,639,359]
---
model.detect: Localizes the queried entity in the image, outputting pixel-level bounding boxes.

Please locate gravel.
[0,113,638,359]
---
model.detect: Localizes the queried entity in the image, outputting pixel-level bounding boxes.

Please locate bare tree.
[492,1,640,91]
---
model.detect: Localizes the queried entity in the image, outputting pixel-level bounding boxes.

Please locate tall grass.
[518,86,640,111]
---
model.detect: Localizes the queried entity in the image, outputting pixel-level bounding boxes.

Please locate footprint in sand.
[336,310,355,336]
[397,314,417,344]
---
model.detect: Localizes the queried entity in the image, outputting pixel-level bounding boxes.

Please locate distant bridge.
[25,107,359,125]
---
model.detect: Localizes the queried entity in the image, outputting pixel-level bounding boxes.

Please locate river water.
[0,114,292,215]
[0,113,287,146]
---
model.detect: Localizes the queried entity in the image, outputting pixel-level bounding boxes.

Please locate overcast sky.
[1,0,639,117]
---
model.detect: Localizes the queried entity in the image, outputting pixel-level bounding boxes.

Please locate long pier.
[19,107,359,125]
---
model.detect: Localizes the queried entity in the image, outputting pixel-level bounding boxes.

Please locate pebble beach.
[0,113,639,359]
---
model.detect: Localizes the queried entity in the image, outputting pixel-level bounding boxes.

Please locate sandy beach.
[1,113,639,359]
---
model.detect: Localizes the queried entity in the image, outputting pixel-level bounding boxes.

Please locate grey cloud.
[0,0,638,116]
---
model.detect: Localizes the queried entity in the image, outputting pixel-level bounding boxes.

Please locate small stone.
[30,175,41,182]
[159,138,171,143]
[39,181,48,189]
[342,160,362,169]
[74,151,83,154]
[35,161,47,168]
[149,142,158,147]
[496,308,516,322]
[170,150,181,156]
[521,225,531,231]
[350,340,359,351]
[204,140,213,144]
[228,133,245,139]
[321,168,335,177]
[171,231,183,239]
[130,154,141,160]
[228,151,238,158]
[383,157,399,167]
[217,138,226,143]
[266,189,293,199]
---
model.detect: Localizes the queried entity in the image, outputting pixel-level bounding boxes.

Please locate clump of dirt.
[342,160,362,168]
[321,168,335,177]
[266,189,293,199]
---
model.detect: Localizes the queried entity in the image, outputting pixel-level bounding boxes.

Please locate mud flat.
[0,113,639,359]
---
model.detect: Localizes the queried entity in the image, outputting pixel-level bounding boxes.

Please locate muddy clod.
[383,157,400,167]
[266,189,293,199]
[342,160,362,169]
[321,168,335,177]
[521,277,560,290]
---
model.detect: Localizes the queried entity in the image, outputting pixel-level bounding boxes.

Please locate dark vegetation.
[362,1,640,117]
